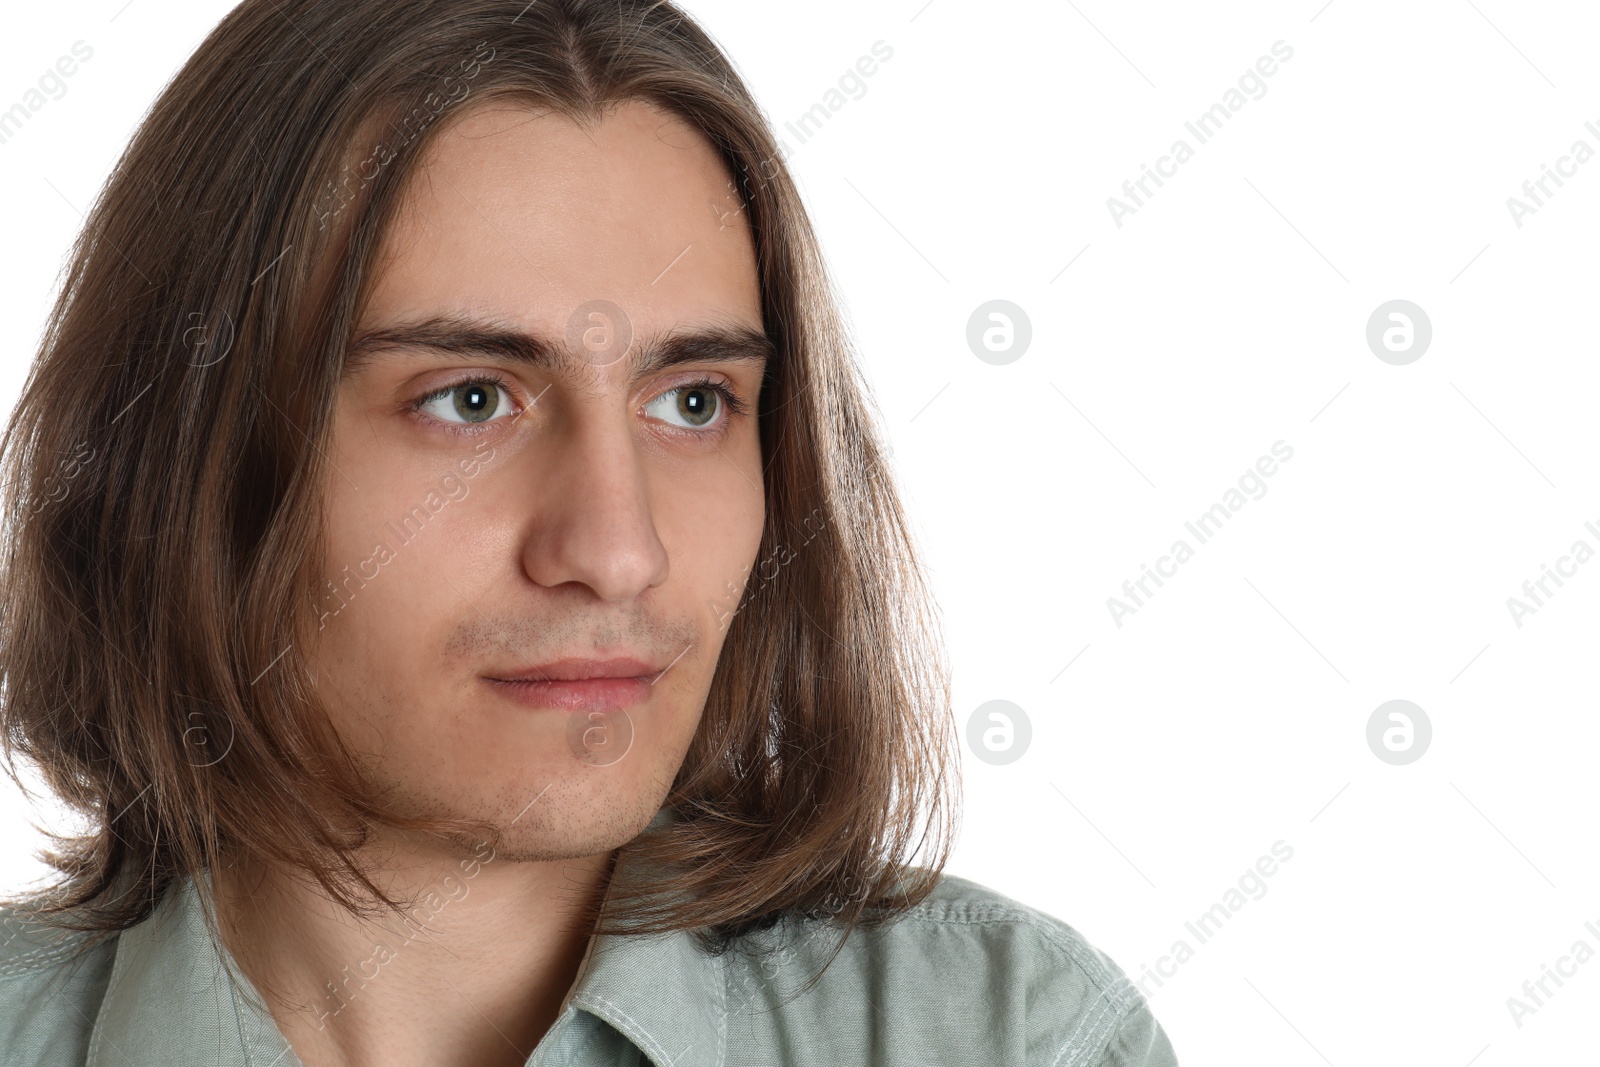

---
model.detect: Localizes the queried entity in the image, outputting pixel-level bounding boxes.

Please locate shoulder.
[0,901,118,1067]
[886,871,1177,1066]
[737,870,1178,1067]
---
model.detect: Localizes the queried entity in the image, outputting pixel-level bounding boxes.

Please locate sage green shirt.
[0,861,1178,1066]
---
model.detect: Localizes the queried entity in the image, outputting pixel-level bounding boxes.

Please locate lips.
[487,656,662,684]
[483,656,662,713]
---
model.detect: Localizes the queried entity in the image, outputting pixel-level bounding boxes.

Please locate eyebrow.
[343,312,776,380]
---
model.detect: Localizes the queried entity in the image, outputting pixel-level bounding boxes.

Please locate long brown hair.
[0,0,958,975]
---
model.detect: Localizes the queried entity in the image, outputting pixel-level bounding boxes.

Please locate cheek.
[313,446,492,674]
[321,496,391,580]
[653,452,765,610]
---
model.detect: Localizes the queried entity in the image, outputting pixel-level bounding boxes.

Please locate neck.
[211,834,616,1067]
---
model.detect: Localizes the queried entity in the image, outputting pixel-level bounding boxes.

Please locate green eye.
[643,379,740,432]
[414,377,515,425]
[677,385,719,427]
[451,382,500,423]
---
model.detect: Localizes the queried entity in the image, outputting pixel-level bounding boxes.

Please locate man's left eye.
[643,382,729,431]
[415,379,516,424]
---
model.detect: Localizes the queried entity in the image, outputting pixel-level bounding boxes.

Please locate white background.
[3,2,1598,1064]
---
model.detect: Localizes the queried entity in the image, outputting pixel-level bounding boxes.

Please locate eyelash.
[408,372,750,438]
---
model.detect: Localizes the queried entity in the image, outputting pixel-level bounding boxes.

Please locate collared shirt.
[0,853,1179,1067]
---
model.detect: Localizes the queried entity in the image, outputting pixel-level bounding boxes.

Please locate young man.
[0,2,1178,1064]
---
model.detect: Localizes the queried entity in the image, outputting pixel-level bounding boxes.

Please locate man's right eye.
[411,374,520,426]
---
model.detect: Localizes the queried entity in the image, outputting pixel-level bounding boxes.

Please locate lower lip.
[484,675,653,712]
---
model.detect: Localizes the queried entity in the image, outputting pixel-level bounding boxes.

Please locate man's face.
[310,100,766,861]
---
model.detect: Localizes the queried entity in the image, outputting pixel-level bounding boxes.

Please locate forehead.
[358,98,760,339]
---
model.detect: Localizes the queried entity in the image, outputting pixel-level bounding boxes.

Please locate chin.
[471,771,668,854]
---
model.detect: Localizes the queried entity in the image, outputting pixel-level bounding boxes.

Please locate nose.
[518,407,670,602]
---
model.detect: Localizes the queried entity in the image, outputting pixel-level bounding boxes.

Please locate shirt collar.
[557,900,729,1067]
[87,809,728,1067]
[86,865,303,1067]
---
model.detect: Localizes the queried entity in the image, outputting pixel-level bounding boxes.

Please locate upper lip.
[487,656,662,683]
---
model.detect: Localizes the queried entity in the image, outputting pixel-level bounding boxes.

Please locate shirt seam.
[714,944,727,1067]
[0,941,91,979]
[577,991,697,1067]
[0,916,100,979]
[83,949,121,1067]
[872,907,1146,1066]
[225,955,260,1067]
[1048,987,1123,1067]
[882,910,1137,1009]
